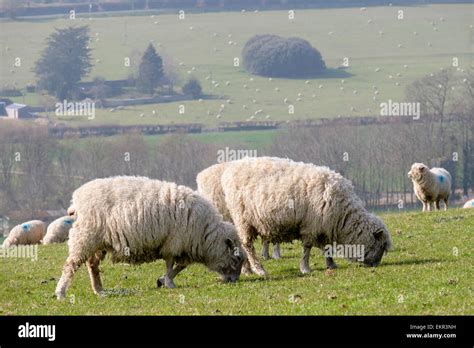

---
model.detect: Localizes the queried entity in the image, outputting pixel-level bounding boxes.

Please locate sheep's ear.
[374,229,384,239]
[225,238,234,249]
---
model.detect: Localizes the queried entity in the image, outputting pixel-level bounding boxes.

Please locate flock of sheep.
[1,157,472,300]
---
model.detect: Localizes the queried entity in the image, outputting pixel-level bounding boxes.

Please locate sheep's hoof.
[272,252,281,260]
[56,292,66,300]
[326,262,338,270]
[157,277,165,288]
[300,266,311,274]
[166,282,176,289]
[262,253,270,261]
[252,267,267,277]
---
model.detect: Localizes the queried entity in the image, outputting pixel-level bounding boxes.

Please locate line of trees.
[0,123,217,221]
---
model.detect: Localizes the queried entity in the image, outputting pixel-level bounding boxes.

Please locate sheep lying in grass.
[43,216,75,245]
[55,176,245,300]
[197,162,282,262]
[220,157,392,276]
[463,199,474,209]
[2,220,46,248]
[408,163,452,212]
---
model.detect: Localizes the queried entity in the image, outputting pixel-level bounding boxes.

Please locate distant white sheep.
[463,199,474,209]
[55,176,245,300]
[43,216,75,245]
[2,220,46,247]
[408,163,452,211]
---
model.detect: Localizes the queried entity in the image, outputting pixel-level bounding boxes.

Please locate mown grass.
[0,208,472,315]
[1,5,473,125]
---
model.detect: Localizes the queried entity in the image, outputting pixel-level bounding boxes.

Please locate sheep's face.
[349,214,392,267]
[208,224,246,283]
[408,163,429,182]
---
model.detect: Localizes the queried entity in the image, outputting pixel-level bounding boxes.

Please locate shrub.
[242,34,326,78]
[182,78,202,99]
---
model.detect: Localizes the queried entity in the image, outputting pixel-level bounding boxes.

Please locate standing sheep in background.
[197,162,282,262]
[55,176,245,300]
[2,220,46,248]
[43,216,75,245]
[463,199,474,209]
[408,163,452,212]
[220,157,392,276]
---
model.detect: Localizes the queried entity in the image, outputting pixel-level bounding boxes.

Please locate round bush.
[182,78,202,99]
[242,34,326,78]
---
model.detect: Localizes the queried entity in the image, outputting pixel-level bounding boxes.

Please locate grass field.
[1,4,473,126]
[0,208,472,315]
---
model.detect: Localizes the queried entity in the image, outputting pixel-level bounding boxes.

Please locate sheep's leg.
[242,240,267,276]
[157,259,182,289]
[422,202,427,212]
[444,199,449,211]
[241,260,253,275]
[325,256,337,269]
[86,253,103,295]
[300,244,312,274]
[55,256,84,300]
[426,202,431,212]
[272,243,281,259]
[262,240,270,260]
[435,200,440,211]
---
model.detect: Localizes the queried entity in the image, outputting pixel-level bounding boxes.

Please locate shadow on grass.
[378,258,445,267]
[255,68,354,80]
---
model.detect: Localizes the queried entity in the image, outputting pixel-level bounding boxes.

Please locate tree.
[182,78,202,99]
[242,34,326,78]
[136,44,164,95]
[34,26,92,100]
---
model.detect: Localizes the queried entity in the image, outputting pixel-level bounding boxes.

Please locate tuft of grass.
[0,208,472,315]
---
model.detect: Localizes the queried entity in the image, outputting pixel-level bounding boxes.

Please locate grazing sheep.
[220,157,392,276]
[55,176,245,300]
[408,163,452,212]
[463,199,474,209]
[197,162,282,263]
[2,220,46,247]
[43,216,75,245]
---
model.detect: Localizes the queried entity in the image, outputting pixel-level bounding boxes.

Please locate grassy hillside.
[1,4,472,126]
[0,208,472,315]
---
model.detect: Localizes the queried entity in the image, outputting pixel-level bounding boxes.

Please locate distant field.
[0,208,472,315]
[1,4,473,126]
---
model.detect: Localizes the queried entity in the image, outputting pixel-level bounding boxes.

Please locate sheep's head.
[342,213,392,267]
[408,163,429,182]
[362,214,392,267]
[207,222,246,283]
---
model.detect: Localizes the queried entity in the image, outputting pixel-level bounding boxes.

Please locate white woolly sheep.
[2,220,46,247]
[408,163,452,211]
[43,216,75,245]
[463,199,474,209]
[55,176,245,300]
[220,157,392,276]
[197,162,282,261]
